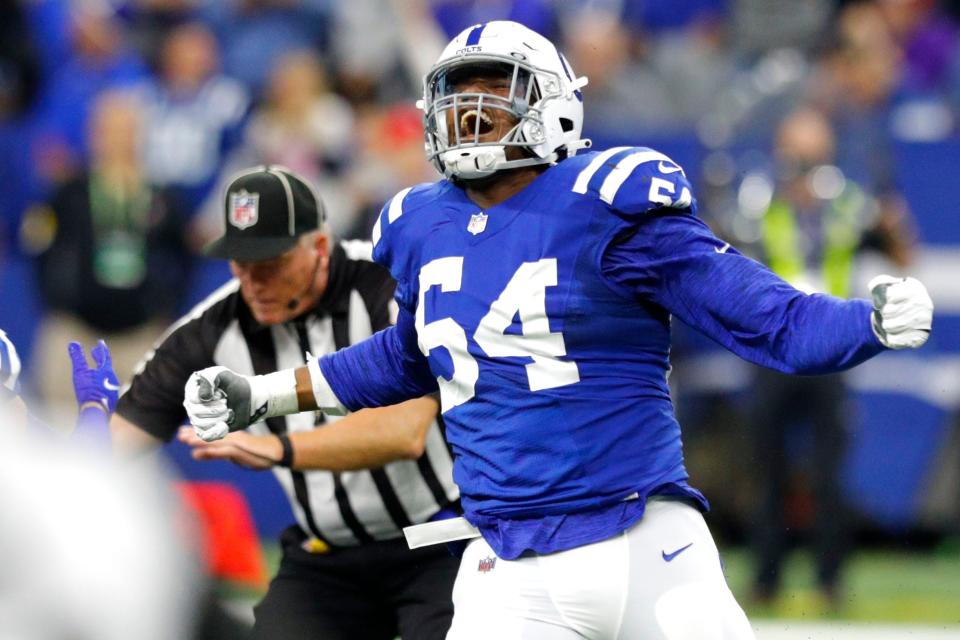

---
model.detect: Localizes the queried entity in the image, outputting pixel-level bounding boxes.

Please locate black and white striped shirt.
[117,241,459,546]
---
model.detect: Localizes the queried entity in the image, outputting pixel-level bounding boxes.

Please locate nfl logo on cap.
[204,165,326,262]
[230,189,260,230]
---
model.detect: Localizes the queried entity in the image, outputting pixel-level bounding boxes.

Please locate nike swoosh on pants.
[661,542,694,562]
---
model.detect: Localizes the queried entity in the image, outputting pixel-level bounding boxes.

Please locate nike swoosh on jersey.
[657,161,682,174]
[662,542,694,562]
[715,242,730,254]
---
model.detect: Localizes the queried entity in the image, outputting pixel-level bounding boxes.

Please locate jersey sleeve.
[317,304,438,411]
[371,186,415,272]
[572,146,696,221]
[601,211,885,374]
[115,320,215,440]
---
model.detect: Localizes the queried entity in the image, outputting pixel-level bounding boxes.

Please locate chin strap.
[442,146,510,179]
[443,147,569,180]
[565,138,592,157]
[442,137,592,180]
[495,153,559,171]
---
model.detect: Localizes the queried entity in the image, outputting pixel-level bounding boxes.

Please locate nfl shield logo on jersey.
[229,190,259,229]
[467,212,488,235]
[477,556,497,573]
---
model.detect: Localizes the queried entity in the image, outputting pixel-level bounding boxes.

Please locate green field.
[721,546,960,624]
[224,542,960,629]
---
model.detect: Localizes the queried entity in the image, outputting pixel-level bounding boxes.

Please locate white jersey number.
[416,257,479,411]
[417,258,580,411]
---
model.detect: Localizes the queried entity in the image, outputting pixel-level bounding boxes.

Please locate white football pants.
[446,499,754,640]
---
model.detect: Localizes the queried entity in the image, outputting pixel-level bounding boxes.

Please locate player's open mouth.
[460,109,494,137]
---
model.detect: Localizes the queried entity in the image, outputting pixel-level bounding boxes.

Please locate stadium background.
[0,0,957,630]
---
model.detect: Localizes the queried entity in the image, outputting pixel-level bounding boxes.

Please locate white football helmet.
[420,21,590,181]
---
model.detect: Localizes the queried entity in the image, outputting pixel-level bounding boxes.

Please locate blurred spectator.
[219,0,332,96]
[331,0,445,104]
[621,0,727,34]
[247,51,353,179]
[0,2,43,248]
[560,0,829,144]
[24,90,189,423]
[560,3,736,136]
[563,9,680,135]
[807,1,903,192]
[745,107,915,608]
[731,0,834,60]
[203,96,436,246]
[877,0,958,141]
[193,49,358,246]
[429,0,559,39]
[137,21,250,213]
[646,13,737,128]
[123,0,208,68]
[879,0,957,97]
[31,3,148,187]
[212,50,357,237]
[344,102,437,239]
[21,0,74,82]
[0,2,42,119]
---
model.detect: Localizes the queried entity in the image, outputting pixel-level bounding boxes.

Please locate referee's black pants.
[252,526,458,640]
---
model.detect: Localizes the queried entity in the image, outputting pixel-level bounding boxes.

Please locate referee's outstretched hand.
[177,426,281,470]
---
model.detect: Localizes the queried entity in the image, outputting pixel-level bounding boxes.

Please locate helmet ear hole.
[559,118,574,133]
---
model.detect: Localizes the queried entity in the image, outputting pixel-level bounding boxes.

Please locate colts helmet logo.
[229,189,259,230]
[467,212,488,235]
[477,556,497,573]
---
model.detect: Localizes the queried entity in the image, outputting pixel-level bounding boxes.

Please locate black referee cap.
[203,165,326,262]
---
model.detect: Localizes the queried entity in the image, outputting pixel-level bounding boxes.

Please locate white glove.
[183,367,268,442]
[869,275,933,350]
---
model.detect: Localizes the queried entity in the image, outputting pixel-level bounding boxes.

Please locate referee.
[111,166,460,640]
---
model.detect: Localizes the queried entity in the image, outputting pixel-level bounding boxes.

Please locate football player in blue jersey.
[183,21,934,640]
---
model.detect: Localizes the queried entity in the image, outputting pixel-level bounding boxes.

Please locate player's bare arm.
[178,395,439,471]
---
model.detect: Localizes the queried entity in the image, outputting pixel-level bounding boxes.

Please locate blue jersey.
[320,147,884,559]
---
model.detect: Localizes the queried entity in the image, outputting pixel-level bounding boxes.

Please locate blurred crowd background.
[1,0,959,607]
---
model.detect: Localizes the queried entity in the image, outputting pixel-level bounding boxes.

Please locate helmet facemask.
[422,56,564,180]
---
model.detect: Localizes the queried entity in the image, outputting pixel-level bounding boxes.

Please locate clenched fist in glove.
[869,275,933,349]
[184,366,298,442]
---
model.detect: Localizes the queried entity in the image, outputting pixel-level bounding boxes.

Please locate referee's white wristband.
[307,356,347,416]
